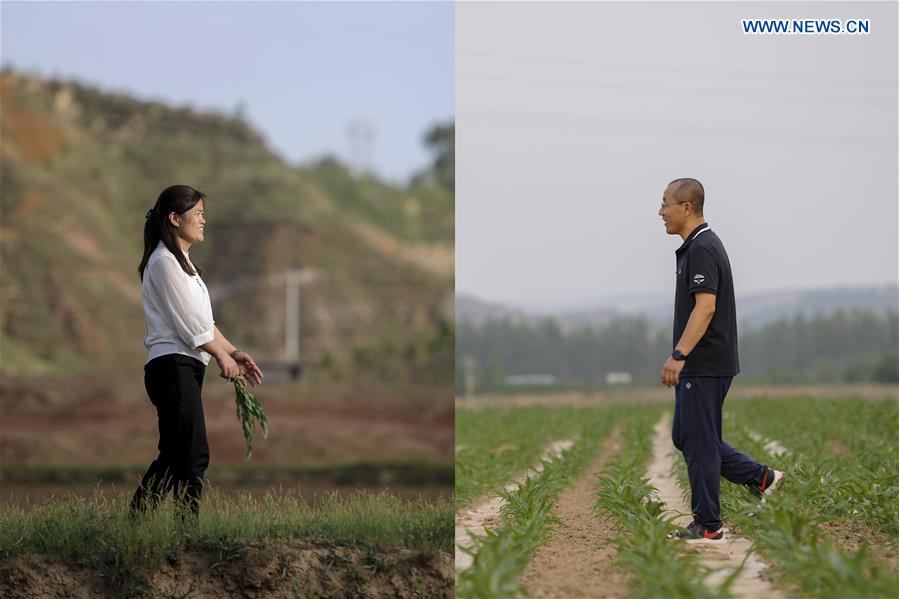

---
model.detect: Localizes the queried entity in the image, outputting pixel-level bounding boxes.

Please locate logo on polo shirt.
[693,274,705,284]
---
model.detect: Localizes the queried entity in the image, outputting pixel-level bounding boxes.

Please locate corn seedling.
[233,378,269,459]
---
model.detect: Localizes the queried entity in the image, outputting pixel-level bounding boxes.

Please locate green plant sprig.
[233,377,268,460]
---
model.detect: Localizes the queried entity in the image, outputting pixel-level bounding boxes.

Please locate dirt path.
[648,415,782,598]
[518,426,628,598]
[454,439,575,573]
[746,429,790,457]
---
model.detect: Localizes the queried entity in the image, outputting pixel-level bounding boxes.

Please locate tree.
[413,121,454,194]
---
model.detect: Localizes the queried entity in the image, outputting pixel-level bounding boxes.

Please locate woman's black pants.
[130,353,209,519]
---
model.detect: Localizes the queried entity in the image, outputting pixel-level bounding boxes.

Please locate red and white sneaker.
[668,521,726,544]
[748,466,785,502]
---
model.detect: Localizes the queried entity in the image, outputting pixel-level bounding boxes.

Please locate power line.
[457,103,895,148]
[457,47,896,89]
[457,69,895,109]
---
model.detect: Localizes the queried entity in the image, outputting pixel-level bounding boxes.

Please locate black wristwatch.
[671,349,688,361]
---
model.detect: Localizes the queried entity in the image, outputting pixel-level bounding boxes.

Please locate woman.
[130,184,264,520]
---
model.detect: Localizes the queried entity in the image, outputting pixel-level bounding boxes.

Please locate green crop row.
[456,406,626,598]
[593,406,732,599]
[727,397,898,534]
[730,395,895,454]
[455,405,613,509]
[666,397,897,598]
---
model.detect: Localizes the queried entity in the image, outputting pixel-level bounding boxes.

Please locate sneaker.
[668,520,725,544]
[748,466,785,501]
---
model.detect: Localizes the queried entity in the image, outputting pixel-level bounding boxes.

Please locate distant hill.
[455,295,533,327]
[0,68,453,380]
[458,285,899,332]
[735,286,898,330]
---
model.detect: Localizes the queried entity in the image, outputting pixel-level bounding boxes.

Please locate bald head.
[668,178,704,216]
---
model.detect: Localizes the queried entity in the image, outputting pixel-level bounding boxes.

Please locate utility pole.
[284,269,303,362]
[347,119,376,173]
[463,355,476,398]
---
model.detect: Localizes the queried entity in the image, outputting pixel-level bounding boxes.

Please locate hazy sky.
[1,1,453,182]
[456,1,898,309]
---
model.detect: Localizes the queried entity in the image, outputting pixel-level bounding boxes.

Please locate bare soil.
[818,520,898,572]
[0,540,453,598]
[518,427,628,598]
[1,376,453,468]
[824,440,850,457]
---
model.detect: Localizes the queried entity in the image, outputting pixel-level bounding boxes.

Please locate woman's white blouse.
[142,241,215,366]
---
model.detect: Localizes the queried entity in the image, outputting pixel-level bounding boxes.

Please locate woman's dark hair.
[138,184,206,282]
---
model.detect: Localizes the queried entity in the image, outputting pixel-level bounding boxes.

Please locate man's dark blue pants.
[672,375,766,531]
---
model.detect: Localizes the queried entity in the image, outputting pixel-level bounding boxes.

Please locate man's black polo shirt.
[673,223,740,377]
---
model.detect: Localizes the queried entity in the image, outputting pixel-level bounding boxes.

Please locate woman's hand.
[217,353,242,382]
[233,351,264,387]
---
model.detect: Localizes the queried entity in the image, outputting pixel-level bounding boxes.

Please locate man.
[658,178,784,543]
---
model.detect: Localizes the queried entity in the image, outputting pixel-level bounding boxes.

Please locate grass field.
[0,488,454,597]
[455,393,898,598]
[0,374,455,596]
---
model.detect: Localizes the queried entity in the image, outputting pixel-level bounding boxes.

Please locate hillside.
[0,68,453,382]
